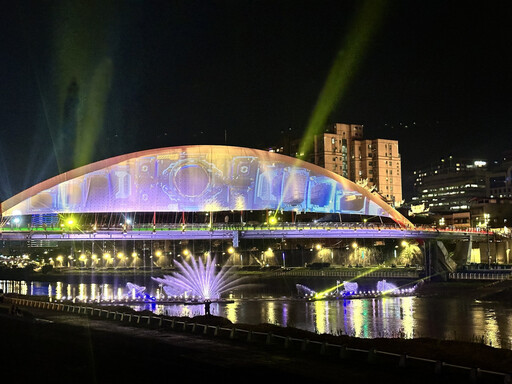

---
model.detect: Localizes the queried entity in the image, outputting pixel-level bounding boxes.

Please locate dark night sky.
[0,0,511,202]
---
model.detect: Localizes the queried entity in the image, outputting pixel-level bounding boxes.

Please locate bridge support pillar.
[232,231,239,248]
[453,235,473,265]
[424,240,456,281]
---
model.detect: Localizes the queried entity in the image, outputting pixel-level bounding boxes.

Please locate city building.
[290,123,402,206]
[410,153,512,231]
[488,151,512,199]
[411,156,488,213]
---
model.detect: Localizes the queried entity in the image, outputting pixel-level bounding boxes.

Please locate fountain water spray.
[152,255,247,300]
[125,282,155,301]
[296,284,316,297]
[376,280,398,293]
[342,281,358,293]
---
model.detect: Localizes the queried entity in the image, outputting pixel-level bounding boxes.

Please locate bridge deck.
[0,223,490,241]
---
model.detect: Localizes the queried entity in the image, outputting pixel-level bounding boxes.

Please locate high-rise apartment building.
[293,123,403,205]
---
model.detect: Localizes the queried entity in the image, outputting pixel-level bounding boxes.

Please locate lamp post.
[484,213,491,269]
[352,242,358,266]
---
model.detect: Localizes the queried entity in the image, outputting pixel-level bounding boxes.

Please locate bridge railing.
[449,272,512,281]
[0,221,494,236]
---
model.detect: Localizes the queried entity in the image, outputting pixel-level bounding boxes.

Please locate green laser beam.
[299,0,388,160]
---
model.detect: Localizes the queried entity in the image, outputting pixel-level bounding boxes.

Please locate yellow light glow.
[268,216,277,225]
[315,243,322,250]
[155,250,162,257]
[352,242,358,249]
[182,249,190,256]
[401,241,408,247]
[227,247,235,254]
[131,252,137,258]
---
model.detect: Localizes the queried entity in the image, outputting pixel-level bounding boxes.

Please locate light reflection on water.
[1,279,511,349]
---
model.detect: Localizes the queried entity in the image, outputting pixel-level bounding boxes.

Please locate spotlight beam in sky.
[298,0,387,159]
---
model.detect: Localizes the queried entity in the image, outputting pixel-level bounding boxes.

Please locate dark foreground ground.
[1,284,512,384]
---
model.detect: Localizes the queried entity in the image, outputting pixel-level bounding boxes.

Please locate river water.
[2,277,511,349]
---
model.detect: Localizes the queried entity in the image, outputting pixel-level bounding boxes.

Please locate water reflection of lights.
[281,303,289,328]
[348,299,366,337]
[225,301,239,324]
[483,308,500,347]
[56,282,63,300]
[79,284,87,301]
[265,301,277,326]
[90,283,97,301]
[400,297,415,338]
[313,300,329,334]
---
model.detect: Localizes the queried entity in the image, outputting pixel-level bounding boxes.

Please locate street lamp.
[352,242,359,265]
[484,213,491,268]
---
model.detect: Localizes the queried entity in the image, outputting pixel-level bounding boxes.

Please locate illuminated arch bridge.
[1,145,411,228]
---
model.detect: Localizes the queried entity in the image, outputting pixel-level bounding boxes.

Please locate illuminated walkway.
[0,222,490,242]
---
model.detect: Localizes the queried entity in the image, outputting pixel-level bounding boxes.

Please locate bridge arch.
[1,145,412,228]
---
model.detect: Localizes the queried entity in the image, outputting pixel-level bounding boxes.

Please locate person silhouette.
[204,299,211,316]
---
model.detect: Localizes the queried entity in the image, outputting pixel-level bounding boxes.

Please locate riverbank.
[1,298,511,383]
[415,279,512,302]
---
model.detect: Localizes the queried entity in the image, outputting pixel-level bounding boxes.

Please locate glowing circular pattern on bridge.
[0,145,411,227]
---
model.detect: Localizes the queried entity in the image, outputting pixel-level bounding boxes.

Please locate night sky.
[1,0,511,202]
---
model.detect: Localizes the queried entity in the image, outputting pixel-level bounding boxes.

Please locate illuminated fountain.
[125,282,156,302]
[342,281,358,293]
[297,279,417,300]
[152,254,247,301]
[296,284,316,297]
[376,280,398,293]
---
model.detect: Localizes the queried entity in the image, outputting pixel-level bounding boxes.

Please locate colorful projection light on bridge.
[1,145,410,227]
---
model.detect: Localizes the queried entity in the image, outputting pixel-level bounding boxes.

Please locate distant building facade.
[488,151,512,199]
[290,123,402,206]
[412,156,488,212]
[410,154,512,230]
